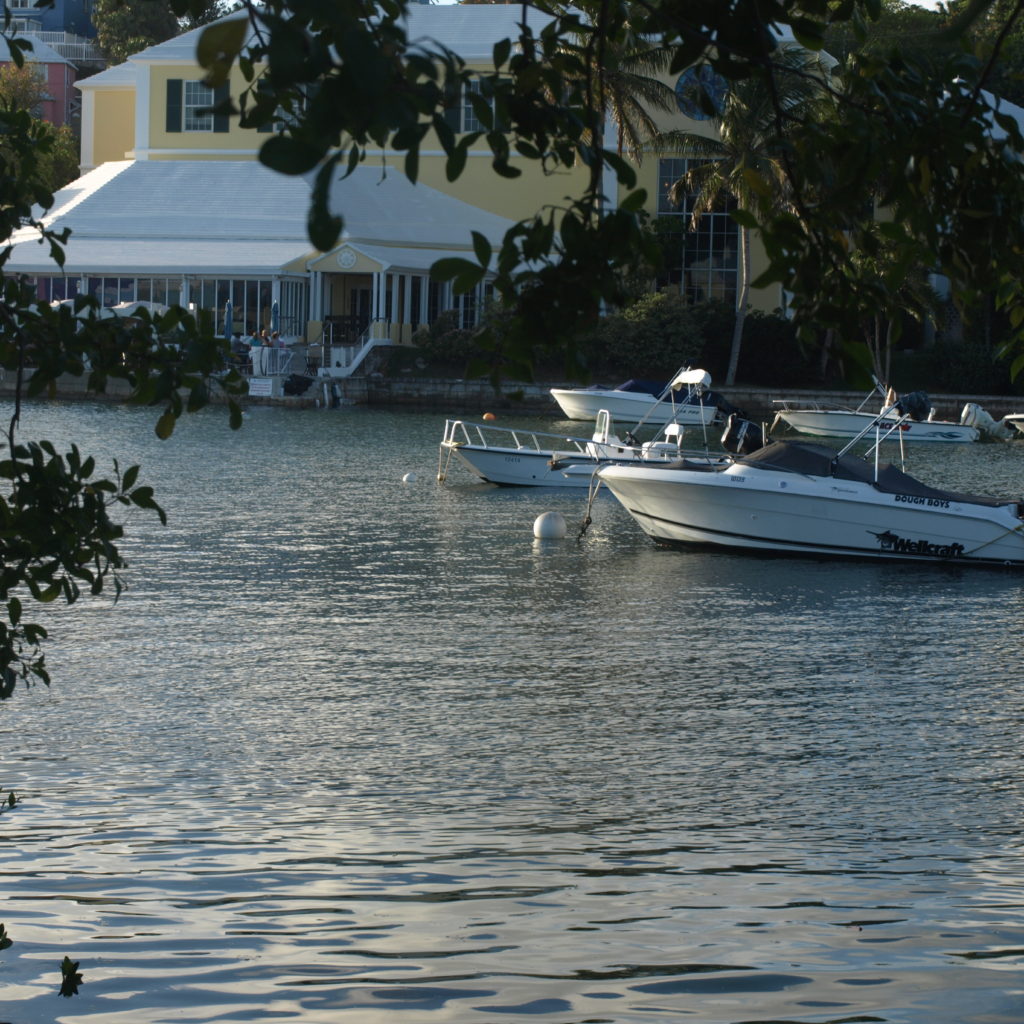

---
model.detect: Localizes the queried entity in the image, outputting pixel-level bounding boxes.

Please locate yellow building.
[9,5,782,375]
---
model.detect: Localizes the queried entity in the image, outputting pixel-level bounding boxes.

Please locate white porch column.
[389,272,400,324]
[309,271,323,321]
[133,65,151,159]
[401,273,412,325]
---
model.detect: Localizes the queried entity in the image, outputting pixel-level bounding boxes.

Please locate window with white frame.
[445,76,500,133]
[183,81,214,132]
[462,79,486,133]
[656,157,738,307]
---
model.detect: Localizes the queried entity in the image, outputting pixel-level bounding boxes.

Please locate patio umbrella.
[270,300,280,335]
[223,299,233,339]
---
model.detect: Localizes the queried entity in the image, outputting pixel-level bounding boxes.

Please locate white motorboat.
[438,410,725,487]
[1001,413,1024,437]
[596,394,1024,566]
[771,380,981,443]
[550,367,734,426]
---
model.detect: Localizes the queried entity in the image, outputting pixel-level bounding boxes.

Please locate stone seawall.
[365,378,1023,423]
[1,370,1020,421]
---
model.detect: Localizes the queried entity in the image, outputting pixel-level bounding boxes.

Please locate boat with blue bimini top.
[550,367,739,426]
[438,410,727,488]
[595,391,1024,566]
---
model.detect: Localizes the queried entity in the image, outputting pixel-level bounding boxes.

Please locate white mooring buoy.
[533,511,567,539]
[402,472,418,484]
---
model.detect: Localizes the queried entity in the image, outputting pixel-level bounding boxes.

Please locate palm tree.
[662,45,830,386]
[596,31,679,163]
[570,4,680,163]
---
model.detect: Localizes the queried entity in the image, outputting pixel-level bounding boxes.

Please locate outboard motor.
[961,402,1015,440]
[721,414,765,455]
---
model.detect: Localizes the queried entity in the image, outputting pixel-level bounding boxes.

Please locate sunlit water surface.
[3,400,1024,1024]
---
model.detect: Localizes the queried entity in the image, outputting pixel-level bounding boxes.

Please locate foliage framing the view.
[180,0,1024,383]
[0,18,247,700]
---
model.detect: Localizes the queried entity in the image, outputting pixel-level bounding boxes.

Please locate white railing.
[24,31,103,61]
[441,418,593,457]
[250,347,294,376]
[322,319,392,377]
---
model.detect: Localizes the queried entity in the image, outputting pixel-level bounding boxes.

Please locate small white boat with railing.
[771,378,983,443]
[438,409,725,487]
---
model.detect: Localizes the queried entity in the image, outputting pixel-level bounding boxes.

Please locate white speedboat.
[597,396,1024,566]
[438,410,724,487]
[1000,413,1024,437]
[550,367,733,426]
[771,380,981,443]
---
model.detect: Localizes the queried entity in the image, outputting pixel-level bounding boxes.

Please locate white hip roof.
[6,159,513,278]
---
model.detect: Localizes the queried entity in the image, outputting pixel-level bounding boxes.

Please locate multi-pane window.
[445,77,498,133]
[462,80,486,133]
[197,279,272,336]
[279,279,308,336]
[656,157,737,307]
[167,80,229,134]
[31,276,81,302]
[183,81,214,132]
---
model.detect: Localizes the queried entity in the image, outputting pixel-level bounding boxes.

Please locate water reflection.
[2,403,1024,1023]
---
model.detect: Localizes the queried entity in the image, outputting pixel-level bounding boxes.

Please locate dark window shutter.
[443,81,461,133]
[166,79,182,133]
[213,83,230,133]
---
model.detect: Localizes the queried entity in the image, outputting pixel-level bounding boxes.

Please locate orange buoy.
[482,412,496,421]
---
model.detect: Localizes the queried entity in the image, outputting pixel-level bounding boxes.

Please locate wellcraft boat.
[596,392,1024,566]
[771,379,981,442]
[550,367,738,426]
[438,410,725,487]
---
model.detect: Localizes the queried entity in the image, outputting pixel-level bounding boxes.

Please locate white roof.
[124,7,557,65]
[0,34,71,65]
[5,159,514,277]
[403,5,559,61]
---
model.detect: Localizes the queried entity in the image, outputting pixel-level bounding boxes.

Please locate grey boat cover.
[737,441,1013,508]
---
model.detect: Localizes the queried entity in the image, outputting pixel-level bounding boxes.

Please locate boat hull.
[443,442,606,487]
[550,388,717,426]
[598,463,1024,565]
[778,409,979,443]
[1003,414,1024,437]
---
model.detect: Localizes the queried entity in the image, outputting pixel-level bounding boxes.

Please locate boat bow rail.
[440,418,606,458]
[437,418,620,483]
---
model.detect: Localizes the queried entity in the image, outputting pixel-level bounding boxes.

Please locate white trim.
[79,86,95,169]
[134,64,151,159]
[131,147,263,159]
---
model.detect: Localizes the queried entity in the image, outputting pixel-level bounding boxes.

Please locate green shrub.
[410,310,474,363]
[573,293,725,381]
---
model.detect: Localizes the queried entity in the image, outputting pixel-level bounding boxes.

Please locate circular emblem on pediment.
[337,248,357,269]
[675,66,728,121]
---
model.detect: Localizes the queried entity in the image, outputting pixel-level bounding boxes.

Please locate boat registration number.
[894,494,950,508]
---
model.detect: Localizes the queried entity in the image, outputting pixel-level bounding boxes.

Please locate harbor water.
[3,400,1024,1024]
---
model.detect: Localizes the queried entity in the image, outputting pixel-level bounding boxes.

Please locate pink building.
[0,35,79,126]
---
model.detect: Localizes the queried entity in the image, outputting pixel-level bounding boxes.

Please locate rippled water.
[3,400,1024,1023]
